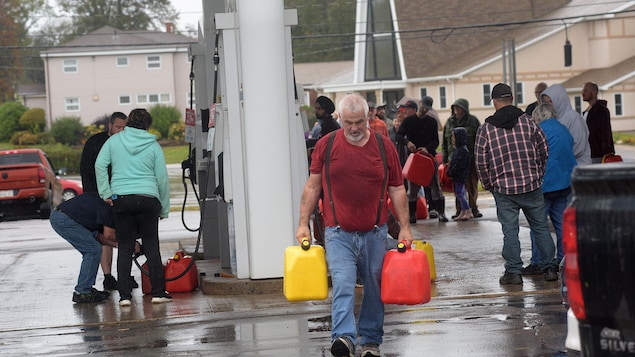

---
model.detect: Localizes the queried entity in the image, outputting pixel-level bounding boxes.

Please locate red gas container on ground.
[141,251,198,294]
[402,153,435,187]
[165,251,199,293]
[381,242,431,305]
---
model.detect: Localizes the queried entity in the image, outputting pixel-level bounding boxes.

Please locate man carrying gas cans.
[296,93,413,357]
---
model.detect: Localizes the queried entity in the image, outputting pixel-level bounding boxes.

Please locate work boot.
[436,200,448,222]
[428,199,438,219]
[408,201,417,224]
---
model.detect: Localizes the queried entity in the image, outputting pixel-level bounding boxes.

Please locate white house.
[40,26,196,127]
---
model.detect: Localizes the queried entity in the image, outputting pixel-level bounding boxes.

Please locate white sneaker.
[119,299,132,307]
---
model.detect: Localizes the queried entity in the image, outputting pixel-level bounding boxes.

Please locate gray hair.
[532,103,557,123]
[338,93,369,120]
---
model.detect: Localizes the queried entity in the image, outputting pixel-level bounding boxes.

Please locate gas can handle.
[301,237,311,251]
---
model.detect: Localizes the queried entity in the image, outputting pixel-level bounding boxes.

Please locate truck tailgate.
[0,165,42,194]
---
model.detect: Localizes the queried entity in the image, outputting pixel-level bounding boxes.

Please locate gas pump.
[186,0,308,280]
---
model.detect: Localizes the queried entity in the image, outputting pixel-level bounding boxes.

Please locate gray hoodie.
[541,84,591,165]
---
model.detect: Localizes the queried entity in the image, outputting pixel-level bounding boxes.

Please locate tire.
[39,189,53,219]
[62,189,78,201]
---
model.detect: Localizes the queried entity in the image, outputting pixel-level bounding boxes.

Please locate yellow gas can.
[411,240,436,281]
[283,238,328,301]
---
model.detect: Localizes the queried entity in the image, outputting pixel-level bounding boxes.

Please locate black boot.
[428,198,438,219]
[436,199,449,222]
[408,201,417,224]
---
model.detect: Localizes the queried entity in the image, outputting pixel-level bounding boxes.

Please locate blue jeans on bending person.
[50,209,102,294]
[492,188,556,274]
[325,224,388,347]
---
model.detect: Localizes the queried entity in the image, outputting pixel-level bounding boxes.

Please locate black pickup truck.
[563,163,635,356]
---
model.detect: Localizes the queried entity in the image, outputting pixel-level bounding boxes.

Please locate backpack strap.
[375,132,388,227]
[324,131,338,226]
[324,131,389,228]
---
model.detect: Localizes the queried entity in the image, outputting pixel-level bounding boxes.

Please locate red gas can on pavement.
[165,251,199,293]
[381,242,431,305]
[141,262,165,295]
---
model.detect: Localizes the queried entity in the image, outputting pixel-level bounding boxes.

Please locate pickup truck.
[563,163,635,356]
[0,149,63,219]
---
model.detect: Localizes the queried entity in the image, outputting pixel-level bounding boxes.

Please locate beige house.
[40,26,195,127]
[304,0,635,132]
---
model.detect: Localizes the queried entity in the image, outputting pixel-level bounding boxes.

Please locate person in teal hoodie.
[95,108,171,306]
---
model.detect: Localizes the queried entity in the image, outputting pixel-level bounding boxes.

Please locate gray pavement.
[5,144,633,356]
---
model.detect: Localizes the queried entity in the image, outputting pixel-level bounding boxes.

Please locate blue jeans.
[325,224,389,346]
[50,210,102,294]
[454,182,470,210]
[529,190,569,264]
[492,189,555,274]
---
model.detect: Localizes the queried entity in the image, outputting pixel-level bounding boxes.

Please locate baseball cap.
[396,100,418,111]
[490,83,513,100]
[420,96,433,110]
[367,101,376,109]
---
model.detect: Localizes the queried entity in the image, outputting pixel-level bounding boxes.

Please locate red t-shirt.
[310,130,403,232]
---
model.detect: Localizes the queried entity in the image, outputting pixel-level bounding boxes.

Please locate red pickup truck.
[0,149,63,219]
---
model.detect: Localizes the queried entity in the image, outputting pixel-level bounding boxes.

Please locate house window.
[420,88,427,99]
[574,96,582,114]
[116,57,129,67]
[515,82,524,104]
[137,93,171,104]
[483,84,492,106]
[615,93,623,116]
[439,86,447,109]
[119,95,131,105]
[63,59,78,73]
[64,97,80,112]
[146,55,161,69]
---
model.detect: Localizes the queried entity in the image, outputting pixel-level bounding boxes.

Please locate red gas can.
[381,242,431,305]
[141,262,166,295]
[141,251,198,294]
[165,251,199,293]
[402,153,435,187]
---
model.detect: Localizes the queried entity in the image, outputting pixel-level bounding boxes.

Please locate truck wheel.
[39,189,53,219]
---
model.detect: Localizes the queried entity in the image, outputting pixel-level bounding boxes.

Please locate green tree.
[0,101,27,141]
[286,0,356,63]
[57,0,179,36]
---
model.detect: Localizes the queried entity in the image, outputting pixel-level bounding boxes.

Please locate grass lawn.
[162,144,190,164]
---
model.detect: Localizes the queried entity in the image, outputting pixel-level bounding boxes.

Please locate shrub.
[0,101,28,141]
[45,143,82,174]
[167,121,185,143]
[18,108,46,133]
[10,131,55,145]
[149,105,181,138]
[50,116,85,146]
[84,124,106,142]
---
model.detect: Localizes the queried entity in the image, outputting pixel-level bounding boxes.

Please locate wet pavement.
[9,144,635,356]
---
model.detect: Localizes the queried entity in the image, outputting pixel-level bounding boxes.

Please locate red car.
[60,179,83,201]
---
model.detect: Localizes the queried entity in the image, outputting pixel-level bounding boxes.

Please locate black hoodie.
[485,105,524,129]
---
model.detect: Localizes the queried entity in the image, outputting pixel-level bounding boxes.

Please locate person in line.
[49,192,116,303]
[525,82,548,116]
[395,100,448,223]
[541,83,591,165]
[475,83,558,285]
[295,93,413,357]
[442,99,482,219]
[79,112,134,291]
[367,101,388,137]
[96,108,171,306]
[447,127,473,221]
[582,81,615,163]
[522,103,576,275]
[306,96,340,149]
